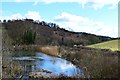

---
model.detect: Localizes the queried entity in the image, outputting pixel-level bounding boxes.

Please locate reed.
[36,46,59,56]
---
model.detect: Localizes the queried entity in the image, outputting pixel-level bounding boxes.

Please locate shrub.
[23,29,36,44]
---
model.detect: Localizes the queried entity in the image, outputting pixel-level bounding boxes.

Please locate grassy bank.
[87,39,119,51]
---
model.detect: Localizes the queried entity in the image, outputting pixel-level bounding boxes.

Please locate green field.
[87,39,119,51]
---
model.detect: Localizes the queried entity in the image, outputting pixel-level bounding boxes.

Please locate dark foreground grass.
[79,52,118,78]
[60,46,118,78]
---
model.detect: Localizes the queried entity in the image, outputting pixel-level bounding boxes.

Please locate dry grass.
[36,46,59,56]
[2,60,24,78]
[79,52,118,78]
[60,46,118,78]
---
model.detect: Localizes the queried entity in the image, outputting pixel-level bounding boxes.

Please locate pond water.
[12,52,83,77]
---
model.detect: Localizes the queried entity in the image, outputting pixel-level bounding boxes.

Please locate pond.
[12,52,84,78]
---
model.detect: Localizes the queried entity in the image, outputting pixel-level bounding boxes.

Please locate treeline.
[1,19,59,28]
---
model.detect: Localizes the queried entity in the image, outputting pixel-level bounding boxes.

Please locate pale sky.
[0,0,119,37]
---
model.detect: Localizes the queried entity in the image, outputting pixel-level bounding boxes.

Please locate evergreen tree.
[23,29,36,44]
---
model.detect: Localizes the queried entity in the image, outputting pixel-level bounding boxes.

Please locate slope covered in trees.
[2,19,114,46]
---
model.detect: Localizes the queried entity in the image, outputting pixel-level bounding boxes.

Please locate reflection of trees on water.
[22,60,36,72]
[13,60,37,74]
[35,59,44,70]
[11,52,83,78]
[12,51,37,74]
[12,51,36,57]
[50,58,56,64]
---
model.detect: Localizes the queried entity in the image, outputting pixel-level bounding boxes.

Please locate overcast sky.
[0,0,119,37]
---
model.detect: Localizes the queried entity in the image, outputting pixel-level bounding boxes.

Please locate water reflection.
[12,52,83,77]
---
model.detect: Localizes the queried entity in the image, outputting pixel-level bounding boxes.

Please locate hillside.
[87,39,119,51]
[2,19,114,46]
[1,20,119,78]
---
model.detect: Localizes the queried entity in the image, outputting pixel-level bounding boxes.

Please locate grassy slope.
[87,39,119,51]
